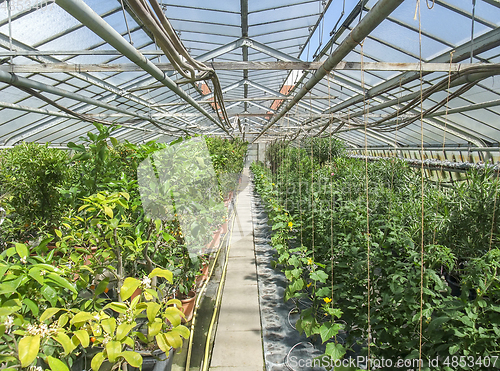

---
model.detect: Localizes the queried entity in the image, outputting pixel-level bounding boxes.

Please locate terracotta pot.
[180,291,197,323]
[195,263,210,288]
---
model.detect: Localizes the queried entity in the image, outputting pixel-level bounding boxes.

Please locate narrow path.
[210,168,265,370]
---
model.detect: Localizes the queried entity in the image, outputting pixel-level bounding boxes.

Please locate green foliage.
[0,142,72,241]
[252,143,500,369]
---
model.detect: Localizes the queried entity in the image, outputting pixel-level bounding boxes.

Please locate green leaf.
[47,356,69,371]
[54,333,75,356]
[147,302,161,323]
[71,311,95,325]
[428,316,450,333]
[0,299,21,316]
[155,333,170,353]
[101,317,116,335]
[15,243,29,260]
[122,351,142,368]
[148,320,163,337]
[171,325,190,339]
[110,137,119,147]
[94,278,110,297]
[116,323,135,341]
[54,229,62,238]
[324,342,346,361]
[310,270,328,283]
[40,308,62,322]
[120,277,141,301]
[449,344,460,355]
[164,332,182,349]
[106,341,122,363]
[149,268,173,283]
[91,352,105,371]
[74,330,90,348]
[319,322,342,343]
[163,307,183,327]
[104,302,128,313]
[45,273,78,294]
[18,335,40,367]
[103,206,113,219]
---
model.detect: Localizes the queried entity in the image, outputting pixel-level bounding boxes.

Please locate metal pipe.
[54,0,228,134]
[252,0,405,142]
[0,101,162,134]
[0,70,186,136]
[350,146,500,152]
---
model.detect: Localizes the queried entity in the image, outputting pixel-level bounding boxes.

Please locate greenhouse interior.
[0,0,499,370]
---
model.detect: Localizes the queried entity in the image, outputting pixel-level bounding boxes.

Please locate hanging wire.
[433,51,455,244]
[416,1,425,369]
[470,0,476,63]
[7,0,13,65]
[328,73,335,313]
[360,38,372,370]
[120,0,134,45]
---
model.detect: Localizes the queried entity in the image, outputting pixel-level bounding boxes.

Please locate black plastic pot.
[129,348,175,371]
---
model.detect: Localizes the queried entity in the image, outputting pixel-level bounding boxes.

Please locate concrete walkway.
[210,168,264,370]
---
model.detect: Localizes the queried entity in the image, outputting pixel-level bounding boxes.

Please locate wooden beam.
[0,61,493,73]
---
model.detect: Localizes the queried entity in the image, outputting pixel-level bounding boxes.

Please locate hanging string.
[298,103,304,247]
[328,74,335,312]
[470,0,476,63]
[488,172,499,252]
[360,39,372,370]
[310,91,315,266]
[416,0,425,369]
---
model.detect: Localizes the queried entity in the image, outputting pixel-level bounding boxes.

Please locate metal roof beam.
[55,0,228,134]
[323,26,500,117]
[253,0,406,141]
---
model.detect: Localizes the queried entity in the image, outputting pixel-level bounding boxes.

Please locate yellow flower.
[307,258,313,265]
[323,297,332,304]
[307,282,312,288]
[272,183,275,186]
[288,221,293,230]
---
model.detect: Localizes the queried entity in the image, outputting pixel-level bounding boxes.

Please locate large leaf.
[146,302,161,323]
[18,335,40,367]
[45,273,77,294]
[0,299,21,316]
[120,277,141,301]
[122,351,142,368]
[105,340,122,363]
[53,333,75,356]
[47,356,69,371]
[324,342,346,361]
[155,333,170,353]
[163,307,183,327]
[148,320,163,337]
[91,352,105,371]
[319,323,342,343]
[104,302,128,314]
[40,308,62,322]
[171,325,190,339]
[164,332,182,349]
[101,317,116,335]
[70,311,95,325]
[116,323,135,341]
[15,243,29,260]
[149,268,173,283]
[74,330,90,348]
